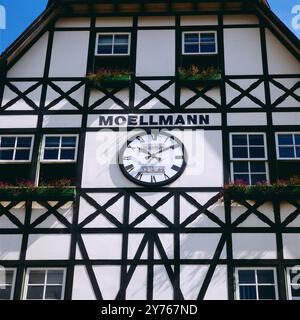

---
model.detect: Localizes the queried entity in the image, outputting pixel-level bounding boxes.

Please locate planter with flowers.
[178,65,221,87]
[224,177,300,201]
[87,68,132,89]
[0,179,76,201]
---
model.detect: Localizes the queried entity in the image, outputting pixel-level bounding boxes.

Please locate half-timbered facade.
[0,0,300,300]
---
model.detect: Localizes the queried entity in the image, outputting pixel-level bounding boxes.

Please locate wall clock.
[119,132,186,186]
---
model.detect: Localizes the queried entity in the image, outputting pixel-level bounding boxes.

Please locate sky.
[0,0,299,54]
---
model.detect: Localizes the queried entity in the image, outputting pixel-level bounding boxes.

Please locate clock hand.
[138,147,152,157]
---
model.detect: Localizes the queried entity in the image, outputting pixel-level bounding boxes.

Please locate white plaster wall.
[226,79,265,108]
[204,265,228,300]
[138,16,175,26]
[0,235,22,260]
[283,234,300,259]
[7,32,49,78]
[181,86,221,109]
[135,80,175,109]
[272,112,300,125]
[72,266,96,300]
[45,81,85,110]
[94,266,121,300]
[180,233,225,259]
[153,265,174,300]
[79,193,124,228]
[227,112,267,126]
[2,82,42,111]
[280,202,300,227]
[232,233,277,259]
[96,17,133,27]
[89,88,129,110]
[224,28,263,75]
[223,15,259,25]
[26,234,71,260]
[30,202,73,228]
[179,192,225,228]
[49,31,89,77]
[180,265,209,300]
[266,29,300,75]
[126,266,147,300]
[0,115,37,128]
[79,234,122,259]
[0,202,25,228]
[42,114,82,128]
[270,78,300,108]
[136,30,175,76]
[81,130,223,188]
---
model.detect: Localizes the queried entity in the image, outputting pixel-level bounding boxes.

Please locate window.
[183,31,217,54]
[24,268,66,300]
[287,267,300,300]
[230,133,268,185]
[276,133,300,160]
[0,268,16,300]
[235,268,278,300]
[96,33,130,56]
[0,135,33,162]
[41,135,78,162]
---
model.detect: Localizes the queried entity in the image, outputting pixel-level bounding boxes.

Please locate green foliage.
[87,68,132,87]
[224,176,300,199]
[178,65,221,81]
[0,179,76,200]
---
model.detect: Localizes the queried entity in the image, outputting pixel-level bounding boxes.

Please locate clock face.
[119,133,186,186]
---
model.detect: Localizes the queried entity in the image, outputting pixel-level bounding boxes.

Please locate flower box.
[224,184,300,201]
[178,66,221,87]
[0,186,76,201]
[87,70,132,89]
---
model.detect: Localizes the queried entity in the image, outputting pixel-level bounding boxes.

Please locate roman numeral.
[135,172,143,180]
[175,155,183,159]
[164,173,170,180]
[151,175,157,183]
[123,156,132,161]
[171,165,181,172]
[125,164,134,172]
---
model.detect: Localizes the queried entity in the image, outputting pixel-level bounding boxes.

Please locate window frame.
[229,133,269,184]
[0,135,34,163]
[182,31,218,55]
[275,132,300,160]
[23,268,66,301]
[229,132,268,161]
[0,267,16,300]
[235,267,279,300]
[95,32,131,56]
[40,134,79,163]
[286,267,300,300]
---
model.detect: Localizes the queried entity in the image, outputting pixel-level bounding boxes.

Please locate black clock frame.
[119,131,187,187]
